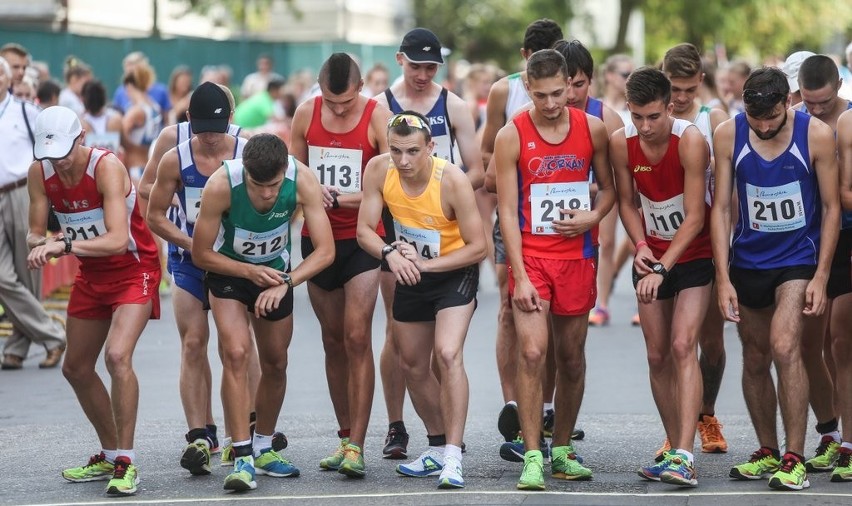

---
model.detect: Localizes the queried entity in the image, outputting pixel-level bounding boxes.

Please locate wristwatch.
[381,244,396,260]
[331,193,340,209]
[279,272,293,288]
[62,236,72,255]
[651,262,668,279]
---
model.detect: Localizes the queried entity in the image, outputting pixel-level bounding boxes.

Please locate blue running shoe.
[500,436,555,463]
[255,448,300,477]
[396,448,444,477]
[660,453,698,487]
[639,451,672,481]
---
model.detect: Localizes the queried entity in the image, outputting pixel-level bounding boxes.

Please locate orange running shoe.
[697,414,728,453]
[655,438,671,461]
[588,307,610,326]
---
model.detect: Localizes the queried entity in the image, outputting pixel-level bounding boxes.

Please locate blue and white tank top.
[731,111,821,269]
[176,121,243,145]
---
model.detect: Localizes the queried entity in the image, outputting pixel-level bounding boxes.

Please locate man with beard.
[712,67,839,490]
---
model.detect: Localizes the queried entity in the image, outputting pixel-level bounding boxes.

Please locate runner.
[357,111,486,488]
[27,106,161,496]
[191,133,334,492]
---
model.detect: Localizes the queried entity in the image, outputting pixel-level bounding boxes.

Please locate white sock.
[253,434,273,456]
[543,402,554,414]
[824,430,842,443]
[444,444,463,462]
[676,449,694,464]
[116,449,135,462]
[506,400,517,407]
[222,436,232,447]
[841,441,852,451]
[102,449,118,464]
[429,445,446,458]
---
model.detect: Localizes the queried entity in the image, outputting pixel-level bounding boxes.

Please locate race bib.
[184,187,202,224]
[309,146,362,193]
[530,182,591,235]
[233,222,290,264]
[432,135,462,165]
[640,193,685,241]
[54,208,107,241]
[394,221,441,260]
[746,181,806,233]
[85,132,120,153]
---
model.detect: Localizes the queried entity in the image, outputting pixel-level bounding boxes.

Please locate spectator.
[167,65,193,124]
[240,53,283,99]
[112,51,171,116]
[363,62,390,97]
[58,56,92,115]
[36,80,60,109]
[233,78,286,129]
[0,43,29,85]
[81,79,122,154]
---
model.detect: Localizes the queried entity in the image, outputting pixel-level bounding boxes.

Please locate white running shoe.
[396,448,444,477]
[438,455,464,488]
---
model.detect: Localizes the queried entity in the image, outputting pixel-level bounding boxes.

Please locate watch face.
[653,264,663,273]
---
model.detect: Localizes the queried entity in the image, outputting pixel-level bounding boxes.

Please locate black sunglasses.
[742,89,786,107]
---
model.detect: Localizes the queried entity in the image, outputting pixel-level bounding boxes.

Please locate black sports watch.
[280,272,293,288]
[62,236,72,255]
[381,244,396,260]
[651,262,668,279]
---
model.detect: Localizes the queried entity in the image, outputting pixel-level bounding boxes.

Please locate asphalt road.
[1,251,851,505]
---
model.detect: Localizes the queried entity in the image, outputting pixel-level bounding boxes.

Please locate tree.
[175,0,298,35]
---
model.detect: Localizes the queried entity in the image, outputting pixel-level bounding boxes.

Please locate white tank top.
[505,73,531,120]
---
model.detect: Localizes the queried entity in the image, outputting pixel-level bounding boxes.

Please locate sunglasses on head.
[742,89,786,107]
[388,113,431,134]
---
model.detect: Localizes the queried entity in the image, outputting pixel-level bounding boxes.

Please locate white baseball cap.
[782,51,816,93]
[33,106,82,161]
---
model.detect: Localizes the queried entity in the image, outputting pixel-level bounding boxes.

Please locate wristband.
[635,240,648,250]
[62,236,73,255]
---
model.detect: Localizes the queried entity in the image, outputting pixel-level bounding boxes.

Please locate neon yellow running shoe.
[805,436,840,472]
[517,450,545,490]
[551,445,591,481]
[338,443,366,478]
[220,440,234,467]
[729,447,781,480]
[320,437,349,471]
[62,452,115,482]
[106,457,139,496]
[769,453,810,490]
[831,448,852,482]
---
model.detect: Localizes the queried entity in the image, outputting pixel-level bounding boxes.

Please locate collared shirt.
[0,92,39,186]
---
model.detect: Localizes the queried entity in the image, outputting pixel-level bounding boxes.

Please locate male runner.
[495,49,614,490]
[611,67,712,487]
[289,53,391,477]
[712,67,839,491]
[357,111,486,488]
[27,106,161,496]
[662,42,731,455]
[192,133,334,492]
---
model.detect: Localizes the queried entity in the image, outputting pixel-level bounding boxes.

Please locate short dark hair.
[242,133,289,183]
[523,19,563,53]
[743,67,789,118]
[267,78,286,93]
[799,54,839,91]
[551,39,594,80]
[388,110,432,143]
[526,49,567,82]
[318,53,361,95]
[36,80,60,104]
[81,79,107,114]
[625,67,672,107]
[662,43,702,79]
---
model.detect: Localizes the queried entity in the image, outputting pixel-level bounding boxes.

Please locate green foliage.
[176,0,298,31]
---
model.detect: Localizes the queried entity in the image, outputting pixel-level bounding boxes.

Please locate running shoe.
[517,450,545,490]
[396,448,444,477]
[320,437,349,471]
[639,451,672,481]
[498,402,521,442]
[438,455,464,489]
[255,448,300,477]
[588,307,610,326]
[106,456,139,496]
[655,438,671,461]
[551,445,592,481]
[729,447,781,480]
[500,435,551,463]
[697,415,728,453]
[769,453,810,490]
[542,409,554,438]
[338,443,366,478]
[62,452,115,482]
[224,456,257,491]
[220,441,234,467]
[572,427,586,441]
[805,435,840,472]
[383,426,409,459]
[180,441,212,476]
[660,452,698,487]
[831,447,852,482]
